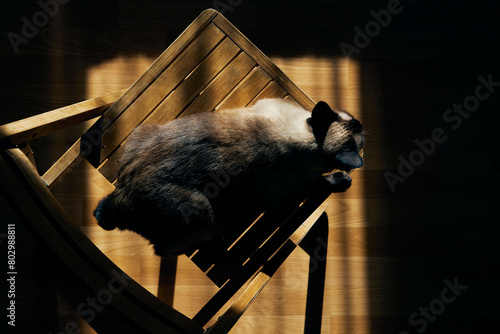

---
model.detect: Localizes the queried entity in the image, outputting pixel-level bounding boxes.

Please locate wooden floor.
[1,1,499,333]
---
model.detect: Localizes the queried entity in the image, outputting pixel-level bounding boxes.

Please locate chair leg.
[299,212,329,334]
[158,256,178,306]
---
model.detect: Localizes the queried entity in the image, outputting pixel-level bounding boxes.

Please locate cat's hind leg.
[147,185,220,256]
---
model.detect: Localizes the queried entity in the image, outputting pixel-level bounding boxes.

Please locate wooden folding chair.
[0,9,337,333]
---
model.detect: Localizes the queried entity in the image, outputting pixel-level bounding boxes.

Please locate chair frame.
[0,9,334,333]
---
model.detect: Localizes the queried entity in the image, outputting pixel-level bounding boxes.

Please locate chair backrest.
[88,9,314,184]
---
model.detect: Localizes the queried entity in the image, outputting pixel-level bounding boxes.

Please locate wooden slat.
[212,14,315,111]
[99,23,227,161]
[42,139,83,188]
[207,272,272,334]
[0,89,124,147]
[97,142,124,183]
[248,80,288,106]
[180,52,256,118]
[283,94,301,106]
[214,66,272,111]
[289,204,328,245]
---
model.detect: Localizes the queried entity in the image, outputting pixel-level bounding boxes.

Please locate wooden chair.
[0,9,336,333]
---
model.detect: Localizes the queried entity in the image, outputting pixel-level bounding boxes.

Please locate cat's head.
[307,101,365,171]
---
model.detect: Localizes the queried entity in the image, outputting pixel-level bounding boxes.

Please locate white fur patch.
[250,99,315,147]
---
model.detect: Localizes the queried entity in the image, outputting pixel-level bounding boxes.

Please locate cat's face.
[307,101,365,171]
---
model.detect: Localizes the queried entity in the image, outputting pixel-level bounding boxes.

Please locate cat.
[94,98,364,256]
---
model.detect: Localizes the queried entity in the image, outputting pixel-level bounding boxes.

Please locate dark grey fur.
[94,99,364,255]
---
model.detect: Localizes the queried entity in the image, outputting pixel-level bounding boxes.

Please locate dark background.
[1,0,499,333]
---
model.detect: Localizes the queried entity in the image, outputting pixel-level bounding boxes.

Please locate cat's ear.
[308,101,338,126]
[307,101,338,144]
[336,151,364,169]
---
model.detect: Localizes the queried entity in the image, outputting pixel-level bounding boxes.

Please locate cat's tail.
[94,191,127,231]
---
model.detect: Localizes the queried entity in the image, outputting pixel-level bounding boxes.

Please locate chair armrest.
[0,147,204,334]
[0,89,126,147]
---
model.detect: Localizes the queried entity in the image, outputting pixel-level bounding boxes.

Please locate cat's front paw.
[324,171,352,193]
